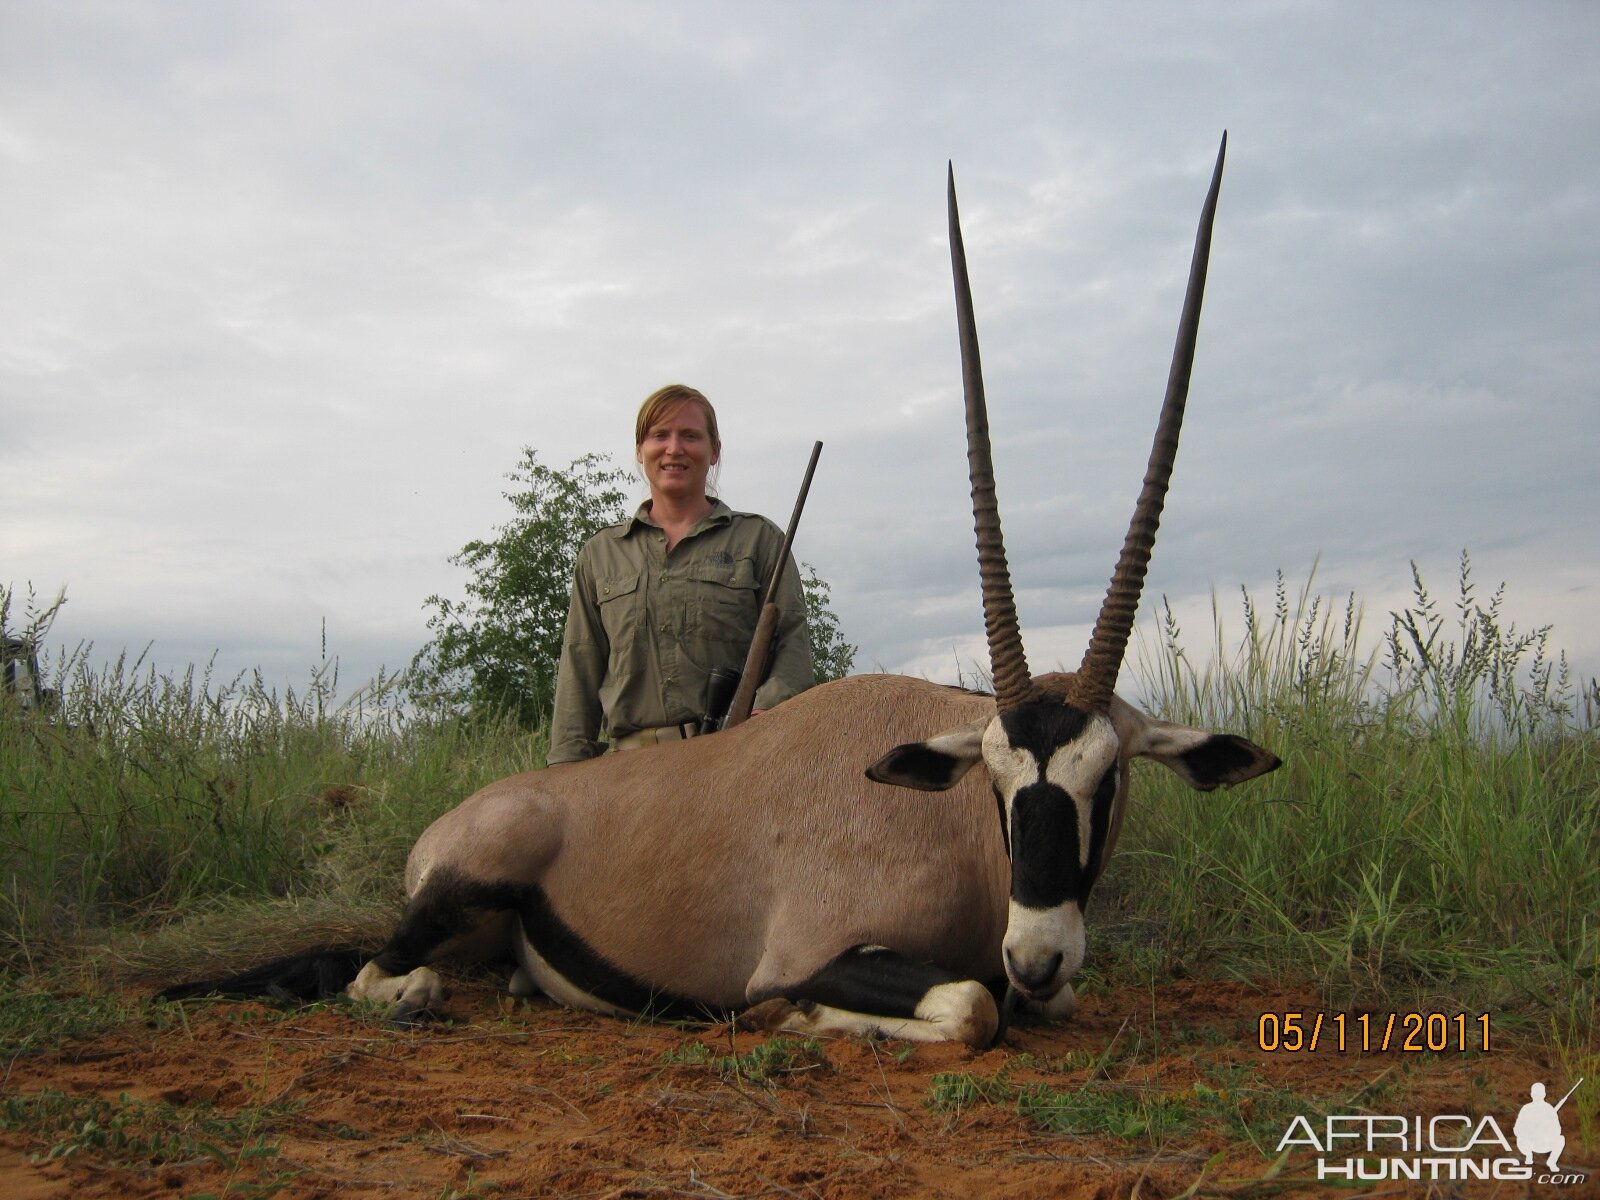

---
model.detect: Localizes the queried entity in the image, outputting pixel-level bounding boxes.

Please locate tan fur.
[410,674,1010,1009]
[403,669,1268,1016]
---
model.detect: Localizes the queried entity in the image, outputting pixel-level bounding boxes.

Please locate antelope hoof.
[507,966,539,998]
[348,962,444,1023]
[391,1002,429,1025]
[735,998,802,1031]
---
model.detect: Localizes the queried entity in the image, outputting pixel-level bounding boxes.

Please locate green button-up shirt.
[547,500,815,764]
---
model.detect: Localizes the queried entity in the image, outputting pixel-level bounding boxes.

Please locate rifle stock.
[722,440,823,729]
[724,603,780,728]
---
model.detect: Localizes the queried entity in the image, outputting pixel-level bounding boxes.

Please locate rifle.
[698,666,742,734]
[1553,1078,1584,1111]
[722,440,823,729]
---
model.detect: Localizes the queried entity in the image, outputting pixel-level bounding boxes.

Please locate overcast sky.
[4,1,1596,711]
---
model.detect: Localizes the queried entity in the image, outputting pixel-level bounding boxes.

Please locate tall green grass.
[1104,554,1597,1051]
[3,560,1596,1063]
[0,591,543,969]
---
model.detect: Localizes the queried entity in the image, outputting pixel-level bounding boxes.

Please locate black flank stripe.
[519,885,725,1023]
[758,946,961,1018]
[372,868,719,1023]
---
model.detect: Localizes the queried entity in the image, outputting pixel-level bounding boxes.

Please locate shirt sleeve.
[753,533,816,711]
[548,544,609,764]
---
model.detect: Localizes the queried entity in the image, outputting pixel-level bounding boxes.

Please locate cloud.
[3,0,1597,704]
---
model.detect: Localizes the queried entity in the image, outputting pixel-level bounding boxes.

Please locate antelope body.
[160,137,1279,1045]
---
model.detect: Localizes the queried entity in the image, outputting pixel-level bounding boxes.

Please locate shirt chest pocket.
[595,572,642,644]
[686,558,761,648]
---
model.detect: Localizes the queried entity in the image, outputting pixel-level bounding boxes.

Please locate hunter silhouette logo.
[1277,1077,1587,1185]
[1516,1079,1582,1172]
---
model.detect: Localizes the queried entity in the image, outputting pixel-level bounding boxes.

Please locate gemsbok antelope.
[160,136,1279,1046]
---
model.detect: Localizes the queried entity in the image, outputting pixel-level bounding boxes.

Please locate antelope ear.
[865,722,987,792]
[1126,716,1281,791]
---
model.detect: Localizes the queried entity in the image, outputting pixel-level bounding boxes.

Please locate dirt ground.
[1,976,1593,1199]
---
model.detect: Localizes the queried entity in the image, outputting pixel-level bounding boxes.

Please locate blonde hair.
[634,384,720,449]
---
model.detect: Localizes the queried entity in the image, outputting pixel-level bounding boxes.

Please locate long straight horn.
[1073,133,1227,712]
[949,164,1038,712]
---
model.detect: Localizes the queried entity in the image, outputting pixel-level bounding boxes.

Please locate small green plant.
[927,1069,1016,1112]
[932,1059,1190,1141]
[734,1036,827,1081]
[659,1041,715,1067]
[1194,1063,1322,1152]
[0,1087,302,1191]
[658,1036,828,1084]
[0,977,130,1056]
[1016,1079,1193,1140]
[930,1062,1338,1150]
[190,1173,302,1200]
[438,1169,500,1200]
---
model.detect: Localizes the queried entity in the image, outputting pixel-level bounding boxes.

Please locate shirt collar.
[613,498,734,539]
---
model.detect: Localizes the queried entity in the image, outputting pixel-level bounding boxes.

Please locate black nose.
[1005,948,1063,994]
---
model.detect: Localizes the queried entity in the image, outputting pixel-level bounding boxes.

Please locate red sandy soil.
[1,976,1592,1199]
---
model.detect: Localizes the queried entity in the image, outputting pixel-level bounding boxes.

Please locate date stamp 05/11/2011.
[1256,1011,1493,1054]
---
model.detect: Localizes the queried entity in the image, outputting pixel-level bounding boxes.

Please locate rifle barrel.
[1554,1077,1584,1110]
[764,441,824,608]
[722,440,824,730]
